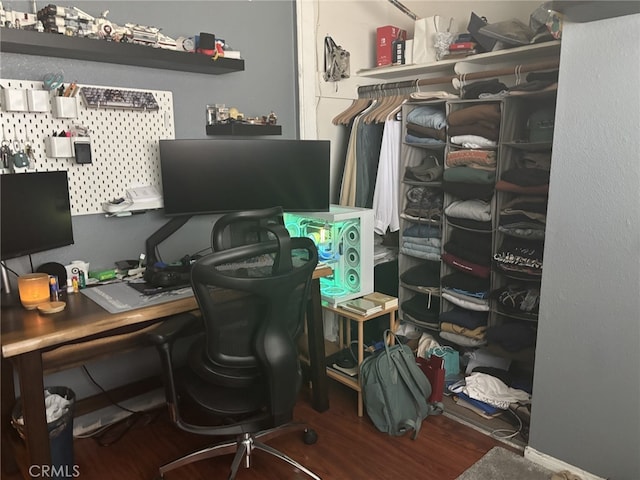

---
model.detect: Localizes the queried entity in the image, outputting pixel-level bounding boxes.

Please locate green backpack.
[360,331,443,439]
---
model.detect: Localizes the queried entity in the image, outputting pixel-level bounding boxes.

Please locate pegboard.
[0,78,174,215]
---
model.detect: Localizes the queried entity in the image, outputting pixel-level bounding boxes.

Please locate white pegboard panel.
[0,78,174,215]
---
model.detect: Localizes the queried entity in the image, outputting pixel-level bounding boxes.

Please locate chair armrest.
[146,312,201,346]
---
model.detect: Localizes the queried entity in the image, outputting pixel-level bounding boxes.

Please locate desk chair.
[148,213,321,480]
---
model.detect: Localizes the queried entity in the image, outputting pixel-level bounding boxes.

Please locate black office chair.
[148,209,321,480]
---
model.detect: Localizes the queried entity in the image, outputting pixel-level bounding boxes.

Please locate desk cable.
[77,365,160,446]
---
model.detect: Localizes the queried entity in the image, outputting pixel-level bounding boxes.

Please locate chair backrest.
[190,218,318,421]
[210,206,285,252]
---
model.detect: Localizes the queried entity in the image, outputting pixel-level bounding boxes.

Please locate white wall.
[299,0,541,199]
[529,13,640,480]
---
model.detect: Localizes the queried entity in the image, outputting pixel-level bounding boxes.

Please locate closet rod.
[356,58,559,97]
[358,75,454,97]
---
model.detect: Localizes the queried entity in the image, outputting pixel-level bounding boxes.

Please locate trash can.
[11,386,76,480]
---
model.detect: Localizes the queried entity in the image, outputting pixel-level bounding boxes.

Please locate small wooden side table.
[322,300,398,417]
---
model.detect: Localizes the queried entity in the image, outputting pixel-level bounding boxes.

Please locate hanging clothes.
[339,100,383,207]
[373,118,401,234]
[355,120,384,208]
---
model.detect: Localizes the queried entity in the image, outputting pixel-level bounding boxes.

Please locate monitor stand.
[143,215,192,284]
[1,263,11,295]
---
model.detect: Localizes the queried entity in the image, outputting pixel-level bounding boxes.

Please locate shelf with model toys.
[0,27,244,75]
[0,3,244,75]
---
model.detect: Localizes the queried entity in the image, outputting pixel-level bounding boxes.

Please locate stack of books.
[337,292,398,316]
[442,41,478,59]
[362,292,398,310]
[338,298,383,316]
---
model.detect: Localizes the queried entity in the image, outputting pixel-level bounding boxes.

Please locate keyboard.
[80,87,160,110]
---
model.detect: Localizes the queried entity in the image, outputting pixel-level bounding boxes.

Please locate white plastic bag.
[412,16,453,64]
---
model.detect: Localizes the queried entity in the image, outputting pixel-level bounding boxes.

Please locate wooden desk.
[1,265,331,478]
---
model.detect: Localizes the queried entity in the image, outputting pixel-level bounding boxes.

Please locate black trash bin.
[12,386,76,480]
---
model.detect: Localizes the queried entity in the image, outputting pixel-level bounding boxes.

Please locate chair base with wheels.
[158,423,320,480]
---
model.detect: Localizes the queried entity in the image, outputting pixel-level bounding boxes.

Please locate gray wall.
[1,0,299,281]
[529,13,640,480]
[1,1,299,425]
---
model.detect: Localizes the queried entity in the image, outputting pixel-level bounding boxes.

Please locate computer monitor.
[159,138,331,216]
[1,171,75,260]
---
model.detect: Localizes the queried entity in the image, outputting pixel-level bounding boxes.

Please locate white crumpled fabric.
[462,372,531,410]
[416,332,441,358]
[14,390,71,425]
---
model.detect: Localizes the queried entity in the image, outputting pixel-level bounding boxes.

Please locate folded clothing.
[448,228,493,254]
[444,241,491,266]
[446,216,492,232]
[445,198,491,222]
[446,149,496,169]
[404,163,444,183]
[403,223,441,238]
[401,294,441,323]
[406,105,447,129]
[501,167,550,186]
[447,103,501,127]
[443,181,494,201]
[441,271,490,293]
[462,79,508,100]
[443,166,496,184]
[442,252,491,278]
[406,122,446,141]
[439,306,487,330]
[486,322,537,352]
[439,330,486,348]
[516,151,551,171]
[400,260,441,287]
[501,195,548,214]
[495,180,549,195]
[441,289,490,312]
[449,135,497,148]
[448,122,500,142]
[405,134,445,145]
[440,321,486,340]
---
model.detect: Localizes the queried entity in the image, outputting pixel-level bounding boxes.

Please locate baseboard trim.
[524,446,606,480]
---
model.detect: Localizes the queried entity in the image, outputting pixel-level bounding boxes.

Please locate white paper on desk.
[80,282,193,314]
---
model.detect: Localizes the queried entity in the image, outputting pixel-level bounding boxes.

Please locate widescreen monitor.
[1,171,74,260]
[159,139,330,216]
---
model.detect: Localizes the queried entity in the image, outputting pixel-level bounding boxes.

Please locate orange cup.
[18,273,51,310]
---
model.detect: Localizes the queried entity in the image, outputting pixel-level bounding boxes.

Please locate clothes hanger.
[332,97,371,125]
[384,83,413,121]
[359,85,381,124]
[333,86,370,126]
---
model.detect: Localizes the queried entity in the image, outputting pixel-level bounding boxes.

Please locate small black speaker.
[36,262,67,286]
[198,32,216,51]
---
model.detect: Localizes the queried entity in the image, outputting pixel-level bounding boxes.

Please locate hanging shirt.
[373,118,401,234]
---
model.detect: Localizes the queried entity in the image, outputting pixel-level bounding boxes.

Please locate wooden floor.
[3,382,518,480]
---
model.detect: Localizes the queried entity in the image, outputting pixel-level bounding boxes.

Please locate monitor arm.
[143,215,191,283]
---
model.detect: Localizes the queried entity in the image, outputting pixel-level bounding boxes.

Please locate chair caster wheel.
[303,428,318,445]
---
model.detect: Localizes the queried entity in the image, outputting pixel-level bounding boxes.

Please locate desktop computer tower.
[284,205,374,305]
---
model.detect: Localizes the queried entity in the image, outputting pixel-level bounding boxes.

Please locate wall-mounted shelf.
[0,28,244,75]
[356,41,561,80]
[206,124,282,136]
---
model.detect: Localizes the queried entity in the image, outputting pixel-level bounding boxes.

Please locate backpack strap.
[323,36,338,81]
[389,347,430,440]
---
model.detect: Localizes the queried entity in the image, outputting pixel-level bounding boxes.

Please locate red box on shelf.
[376,25,406,67]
